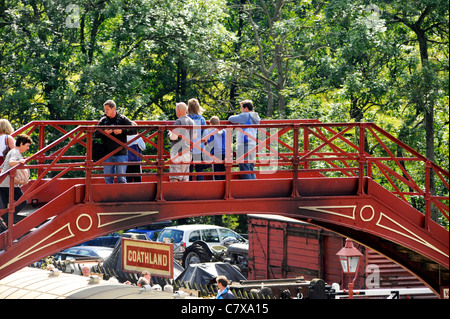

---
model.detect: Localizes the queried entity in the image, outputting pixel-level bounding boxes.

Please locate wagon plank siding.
[248,214,428,292]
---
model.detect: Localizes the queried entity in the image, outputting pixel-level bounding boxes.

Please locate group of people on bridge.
[96,99,261,183]
[0,99,261,231]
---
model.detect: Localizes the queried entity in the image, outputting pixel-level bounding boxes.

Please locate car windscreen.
[158,229,184,243]
[220,228,247,243]
[95,248,113,259]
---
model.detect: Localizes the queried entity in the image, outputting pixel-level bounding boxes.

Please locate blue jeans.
[190,152,206,181]
[104,155,128,184]
[237,143,256,179]
[239,163,256,179]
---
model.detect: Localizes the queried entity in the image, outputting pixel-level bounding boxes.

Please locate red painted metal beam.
[0,120,448,297]
[0,177,447,294]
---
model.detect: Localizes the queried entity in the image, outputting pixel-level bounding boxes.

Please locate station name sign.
[121,238,173,278]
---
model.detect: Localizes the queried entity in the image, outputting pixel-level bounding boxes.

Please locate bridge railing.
[0,120,448,248]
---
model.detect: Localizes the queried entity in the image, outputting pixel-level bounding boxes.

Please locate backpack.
[243,113,252,143]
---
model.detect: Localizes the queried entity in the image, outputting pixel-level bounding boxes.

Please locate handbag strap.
[2,135,9,156]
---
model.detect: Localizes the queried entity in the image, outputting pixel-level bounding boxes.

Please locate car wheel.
[182,243,212,268]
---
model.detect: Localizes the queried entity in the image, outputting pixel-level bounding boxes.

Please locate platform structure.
[0,119,448,298]
[0,267,179,299]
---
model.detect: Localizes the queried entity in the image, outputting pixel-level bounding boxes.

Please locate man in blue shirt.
[228,100,261,179]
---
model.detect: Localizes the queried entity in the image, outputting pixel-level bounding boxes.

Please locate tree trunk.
[265,82,274,117]
[176,58,187,102]
[411,14,437,221]
[229,0,246,110]
[275,44,286,117]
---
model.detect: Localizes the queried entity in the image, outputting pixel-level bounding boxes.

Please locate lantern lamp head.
[336,239,363,274]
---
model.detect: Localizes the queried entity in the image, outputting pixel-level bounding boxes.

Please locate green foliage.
[171,214,247,234]
[0,0,234,124]
[0,0,447,225]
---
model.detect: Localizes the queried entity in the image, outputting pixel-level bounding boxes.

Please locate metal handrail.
[0,120,448,248]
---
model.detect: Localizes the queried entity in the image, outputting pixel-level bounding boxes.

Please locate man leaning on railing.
[168,102,196,182]
[228,100,261,179]
[96,100,136,184]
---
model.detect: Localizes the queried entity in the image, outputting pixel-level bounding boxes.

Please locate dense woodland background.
[0,0,448,230]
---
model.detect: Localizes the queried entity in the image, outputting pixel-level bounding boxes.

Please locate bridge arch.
[0,120,448,297]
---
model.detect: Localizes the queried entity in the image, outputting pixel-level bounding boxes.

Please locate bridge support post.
[84,127,94,203]
[358,123,367,195]
[38,124,46,178]
[291,124,300,198]
[6,172,16,249]
[224,126,234,199]
[155,126,165,201]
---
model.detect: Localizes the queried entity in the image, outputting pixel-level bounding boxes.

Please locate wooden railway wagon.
[247,214,428,292]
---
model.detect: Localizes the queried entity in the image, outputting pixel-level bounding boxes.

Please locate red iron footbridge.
[0,119,448,297]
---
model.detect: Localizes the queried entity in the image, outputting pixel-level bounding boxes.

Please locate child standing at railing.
[207,116,226,180]
[126,122,146,183]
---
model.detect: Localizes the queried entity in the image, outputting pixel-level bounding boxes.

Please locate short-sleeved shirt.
[170,116,195,153]
[0,148,22,187]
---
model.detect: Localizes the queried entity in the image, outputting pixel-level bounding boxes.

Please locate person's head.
[239,100,254,113]
[175,102,188,118]
[15,134,33,153]
[82,265,90,277]
[0,119,14,135]
[142,270,151,282]
[188,98,204,115]
[46,264,55,271]
[216,275,228,289]
[137,276,149,287]
[209,116,220,125]
[103,100,117,118]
